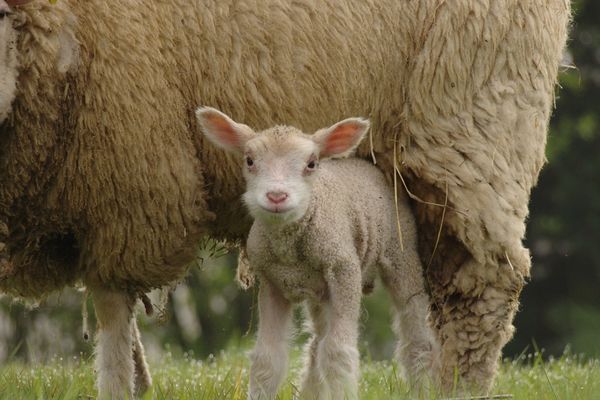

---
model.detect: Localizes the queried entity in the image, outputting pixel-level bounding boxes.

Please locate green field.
[0,349,598,399]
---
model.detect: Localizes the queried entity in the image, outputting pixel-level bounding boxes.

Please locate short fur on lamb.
[197,107,440,399]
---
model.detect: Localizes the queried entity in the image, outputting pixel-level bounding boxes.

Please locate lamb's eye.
[306,159,317,171]
[246,156,254,167]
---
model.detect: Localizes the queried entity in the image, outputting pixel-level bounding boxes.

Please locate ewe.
[0,0,570,397]
[197,107,440,400]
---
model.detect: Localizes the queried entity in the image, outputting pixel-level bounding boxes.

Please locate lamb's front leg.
[91,287,136,400]
[249,280,293,400]
[312,264,362,400]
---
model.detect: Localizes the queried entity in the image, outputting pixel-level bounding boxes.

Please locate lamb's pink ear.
[313,118,370,159]
[195,107,255,153]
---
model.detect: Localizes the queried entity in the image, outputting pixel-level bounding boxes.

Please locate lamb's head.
[196,107,370,225]
[0,0,20,124]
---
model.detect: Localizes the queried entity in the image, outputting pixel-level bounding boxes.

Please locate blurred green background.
[1,0,598,364]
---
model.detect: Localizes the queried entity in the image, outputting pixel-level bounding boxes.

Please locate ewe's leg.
[249,281,293,400]
[91,288,135,400]
[429,258,524,393]
[132,318,152,395]
[314,266,361,400]
[299,302,328,399]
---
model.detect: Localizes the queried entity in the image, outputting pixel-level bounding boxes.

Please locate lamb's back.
[314,158,395,227]
[306,159,399,269]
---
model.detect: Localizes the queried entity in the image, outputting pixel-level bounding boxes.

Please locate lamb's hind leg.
[91,287,136,400]
[392,290,440,388]
[381,260,440,389]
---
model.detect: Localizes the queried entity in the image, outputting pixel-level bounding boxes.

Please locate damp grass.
[0,349,598,399]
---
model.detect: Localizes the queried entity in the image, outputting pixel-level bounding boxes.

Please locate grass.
[0,349,598,399]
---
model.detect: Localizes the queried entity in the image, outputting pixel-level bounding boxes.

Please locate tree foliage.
[507,0,600,357]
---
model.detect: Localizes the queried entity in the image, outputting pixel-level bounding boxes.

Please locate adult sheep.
[0,0,570,398]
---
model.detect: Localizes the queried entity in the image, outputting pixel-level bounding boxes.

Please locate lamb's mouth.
[260,205,293,214]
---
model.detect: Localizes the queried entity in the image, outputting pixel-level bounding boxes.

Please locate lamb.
[197,107,440,399]
[0,0,570,398]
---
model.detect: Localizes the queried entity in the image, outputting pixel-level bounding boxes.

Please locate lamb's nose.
[266,191,288,204]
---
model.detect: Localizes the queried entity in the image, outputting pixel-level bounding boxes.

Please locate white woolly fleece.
[247,158,439,398]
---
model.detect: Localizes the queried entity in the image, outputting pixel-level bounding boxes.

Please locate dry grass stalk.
[392,131,405,252]
[428,177,449,269]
